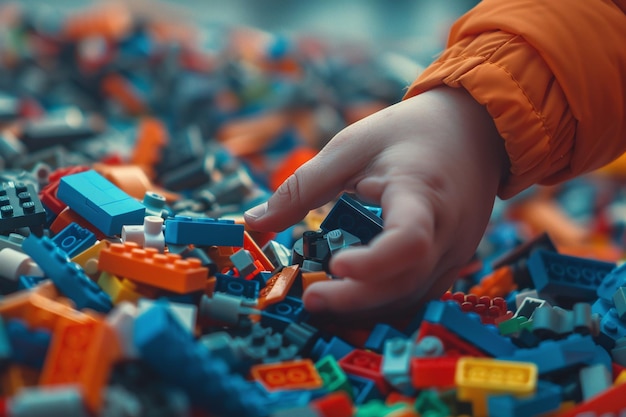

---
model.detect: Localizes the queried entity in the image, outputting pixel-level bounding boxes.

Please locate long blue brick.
[164,215,244,247]
[423,300,516,357]
[528,250,615,306]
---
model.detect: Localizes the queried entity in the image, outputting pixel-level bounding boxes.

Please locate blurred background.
[16,0,479,65]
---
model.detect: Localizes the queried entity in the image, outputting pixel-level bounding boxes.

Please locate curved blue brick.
[135,304,269,417]
[21,234,112,313]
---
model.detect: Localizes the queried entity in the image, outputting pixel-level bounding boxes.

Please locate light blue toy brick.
[499,333,611,376]
[164,215,244,247]
[597,307,626,349]
[487,380,561,417]
[528,249,615,307]
[613,287,626,320]
[51,222,96,258]
[363,323,406,353]
[381,338,415,395]
[21,234,112,313]
[57,170,145,236]
[579,363,612,401]
[597,262,626,303]
[423,300,517,357]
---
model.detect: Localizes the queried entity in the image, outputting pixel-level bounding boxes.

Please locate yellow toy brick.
[455,357,537,417]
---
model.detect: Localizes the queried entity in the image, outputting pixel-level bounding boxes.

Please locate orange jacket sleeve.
[404,0,626,199]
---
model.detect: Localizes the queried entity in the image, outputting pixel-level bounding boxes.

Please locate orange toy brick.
[131,117,169,179]
[243,231,275,272]
[257,265,299,309]
[269,147,318,192]
[301,271,332,291]
[39,318,122,412]
[0,287,94,332]
[250,359,323,391]
[98,242,209,294]
[50,206,106,240]
[469,265,517,298]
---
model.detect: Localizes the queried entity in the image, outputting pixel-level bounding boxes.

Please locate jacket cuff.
[403,31,575,199]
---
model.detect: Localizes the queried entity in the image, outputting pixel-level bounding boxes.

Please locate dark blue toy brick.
[423,300,517,357]
[0,317,12,366]
[363,324,407,353]
[499,333,611,375]
[134,304,269,417]
[164,215,244,247]
[528,250,615,307]
[347,374,383,405]
[21,234,112,313]
[57,170,146,236]
[214,273,260,300]
[487,380,562,417]
[310,336,354,362]
[6,319,51,369]
[261,296,310,331]
[320,193,383,244]
[51,222,97,258]
[0,182,47,235]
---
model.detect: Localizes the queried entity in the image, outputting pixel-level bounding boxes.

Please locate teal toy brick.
[164,215,244,247]
[57,170,145,236]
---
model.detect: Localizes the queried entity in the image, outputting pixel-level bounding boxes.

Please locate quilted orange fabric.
[404,0,626,199]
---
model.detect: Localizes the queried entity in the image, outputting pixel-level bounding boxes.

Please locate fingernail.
[244,202,268,220]
[305,293,327,312]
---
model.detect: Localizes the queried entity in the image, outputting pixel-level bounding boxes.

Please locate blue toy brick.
[214,273,260,300]
[579,363,612,401]
[613,287,626,320]
[164,215,244,247]
[21,234,112,313]
[0,182,46,235]
[320,193,383,244]
[0,317,12,365]
[347,374,383,405]
[499,333,611,376]
[528,249,615,307]
[261,296,310,331]
[134,303,269,417]
[17,275,48,291]
[487,380,562,417]
[6,319,51,369]
[423,300,517,357]
[364,323,407,353]
[597,307,626,349]
[51,222,97,258]
[310,336,354,362]
[57,170,146,236]
[597,262,626,303]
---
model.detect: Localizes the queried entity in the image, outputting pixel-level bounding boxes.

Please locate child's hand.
[245,87,509,317]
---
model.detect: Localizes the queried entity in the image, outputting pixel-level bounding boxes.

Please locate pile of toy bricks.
[1,2,626,416]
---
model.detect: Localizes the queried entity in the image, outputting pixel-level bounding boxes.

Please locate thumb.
[244,126,372,232]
